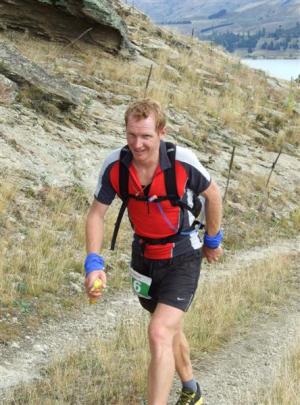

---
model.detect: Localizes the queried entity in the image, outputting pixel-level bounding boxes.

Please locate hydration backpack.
[110,142,204,250]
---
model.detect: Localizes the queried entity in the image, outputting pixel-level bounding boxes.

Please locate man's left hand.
[202,245,223,263]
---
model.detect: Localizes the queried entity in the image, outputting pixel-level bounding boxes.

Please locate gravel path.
[0,236,299,403]
[0,293,142,400]
[169,293,300,404]
[168,237,300,404]
[198,303,300,405]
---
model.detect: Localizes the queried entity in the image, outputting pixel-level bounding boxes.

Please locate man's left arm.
[201,180,223,263]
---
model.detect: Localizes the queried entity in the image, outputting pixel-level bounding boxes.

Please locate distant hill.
[134,0,300,57]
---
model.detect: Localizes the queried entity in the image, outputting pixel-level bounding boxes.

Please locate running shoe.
[175,382,204,405]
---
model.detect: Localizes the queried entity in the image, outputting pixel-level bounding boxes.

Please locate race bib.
[131,269,152,299]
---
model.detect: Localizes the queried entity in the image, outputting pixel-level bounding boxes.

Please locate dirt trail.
[0,293,140,400]
[169,291,300,404]
[169,236,300,404]
[0,236,299,402]
[197,303,300,405]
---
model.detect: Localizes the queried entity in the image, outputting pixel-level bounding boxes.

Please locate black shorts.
[131,250,202,313]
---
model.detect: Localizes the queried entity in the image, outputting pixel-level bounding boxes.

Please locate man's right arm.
[86,199,109,253]
[85,199,110,300]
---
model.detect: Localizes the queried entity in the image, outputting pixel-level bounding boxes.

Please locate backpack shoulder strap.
[164,142,179,202]
[111,146,130,250]
[164,142,201,233]
[118,146,130,201]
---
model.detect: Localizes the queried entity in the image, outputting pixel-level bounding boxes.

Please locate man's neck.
[133,152,160,171]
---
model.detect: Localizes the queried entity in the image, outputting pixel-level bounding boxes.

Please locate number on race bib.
[133,280,142,293]
[131,270,152,299]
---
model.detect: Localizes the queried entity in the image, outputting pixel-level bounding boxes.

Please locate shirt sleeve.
[176,146,211,195]
[94,149,121,205]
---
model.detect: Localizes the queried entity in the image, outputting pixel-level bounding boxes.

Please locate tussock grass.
[256,336,300,404]
[0,186,87,306]
[2,13,299,153]
[280,207,300,232]
[138,45,298,151]
[225,201,300,251]
[81,50,146,90]
[0,31,63,67]
[0,182,16,218]
[0,181,134,341]
[0,184,91,341]
[223,166,300,250]
[186,254,298,353]
[224,206,278,251]
[6,315,149,405]
[5,253,298,403]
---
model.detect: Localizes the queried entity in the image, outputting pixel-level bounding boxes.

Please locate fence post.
[60,27,93,54]
[144,64,153,97]
[265,146,283,190]
[259,146,283,211]
[223,146,236,203]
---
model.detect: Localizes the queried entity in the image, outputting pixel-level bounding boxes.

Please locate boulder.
[0,74,18,104]
[0,0,132,52]
[0,42,92,108]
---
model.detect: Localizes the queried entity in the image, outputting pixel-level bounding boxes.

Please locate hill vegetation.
[206,23,300,56]
[0,0,299,338]
[0,1,299,402]
[134,0,300,57]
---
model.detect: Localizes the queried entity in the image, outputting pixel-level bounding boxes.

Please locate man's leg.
[173,324,194,382]
[173,325,203,405]
[147,303,184,405]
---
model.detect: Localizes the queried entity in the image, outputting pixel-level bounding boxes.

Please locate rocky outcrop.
[0,74,18,104]
[0,0,131,52]
[0,42,93,108]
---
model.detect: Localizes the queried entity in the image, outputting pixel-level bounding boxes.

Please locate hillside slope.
[134,0,300,30]
[0,0,299,344]
[134,0,300,56]
[0,2,299,403]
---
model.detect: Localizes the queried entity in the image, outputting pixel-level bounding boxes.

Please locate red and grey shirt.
[95,141,211,260]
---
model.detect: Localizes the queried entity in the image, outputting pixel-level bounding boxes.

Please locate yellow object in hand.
[89,279,103,304]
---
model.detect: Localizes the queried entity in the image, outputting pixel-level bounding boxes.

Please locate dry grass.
[79,50,146,91]
[0,185,87,305]
[256,336,300,404]
[223,164,300,251]
[139,44,298,152]
[5,314,149,405]
[186,254,298,353]
[225,201,300,252]
[1,14,299,152]
[0,31,63,65]
[0,182,16,218]
[0,180,134,342]
[0,183,89,341]
[4,253,298,403]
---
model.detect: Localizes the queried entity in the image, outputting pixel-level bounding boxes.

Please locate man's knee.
[148,319,180,348]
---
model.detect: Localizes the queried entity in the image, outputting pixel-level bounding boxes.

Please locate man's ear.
[158,126,166,138]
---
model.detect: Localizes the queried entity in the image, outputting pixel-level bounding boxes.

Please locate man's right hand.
[84,270,107,301]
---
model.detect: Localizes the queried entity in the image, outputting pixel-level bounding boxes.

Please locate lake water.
[242,59,300,81]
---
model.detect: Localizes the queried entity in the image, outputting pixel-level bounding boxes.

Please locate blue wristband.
[203,229,223,249]
[84,253,105,276]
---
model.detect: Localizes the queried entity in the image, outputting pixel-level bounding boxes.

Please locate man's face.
[126,113,165,164]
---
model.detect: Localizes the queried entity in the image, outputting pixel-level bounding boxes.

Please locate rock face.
[0,42,92,108]
[0,74,18,104]
[0,0,131,52]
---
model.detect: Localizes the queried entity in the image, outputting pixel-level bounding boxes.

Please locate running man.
[84,99,223,405]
